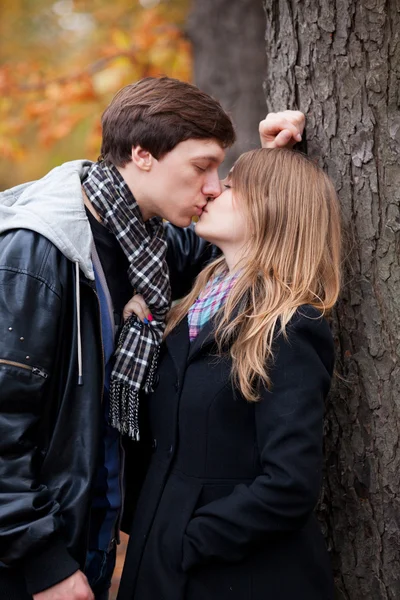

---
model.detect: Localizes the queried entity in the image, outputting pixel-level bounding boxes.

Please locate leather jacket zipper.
[79,280,105,557]
[0,359,48,379]
[93,288,105,405]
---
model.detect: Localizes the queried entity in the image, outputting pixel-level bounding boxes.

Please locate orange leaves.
[111,29,132,51]
[45,78,97,104]
[0,66,12,96]
[0,0,192,186]
[132,8,191,80]
[39,114,84,147]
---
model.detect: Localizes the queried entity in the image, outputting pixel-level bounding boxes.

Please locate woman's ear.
[130,146,153,171]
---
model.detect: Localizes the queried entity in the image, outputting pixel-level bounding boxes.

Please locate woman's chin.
[194,220,213,243]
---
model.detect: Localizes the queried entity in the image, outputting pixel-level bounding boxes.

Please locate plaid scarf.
[83,161,171,440]
[188,271,239,341]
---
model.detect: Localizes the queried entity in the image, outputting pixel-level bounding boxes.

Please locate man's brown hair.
[100,76,236,166]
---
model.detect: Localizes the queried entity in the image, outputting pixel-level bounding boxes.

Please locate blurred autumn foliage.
[0,0,192,187]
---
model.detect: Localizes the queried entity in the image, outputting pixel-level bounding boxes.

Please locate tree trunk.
[263,0,400,598]
[186,0,267,175]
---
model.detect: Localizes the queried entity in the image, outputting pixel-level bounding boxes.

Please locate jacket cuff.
[22,537,80,596]
[181,532,202,572]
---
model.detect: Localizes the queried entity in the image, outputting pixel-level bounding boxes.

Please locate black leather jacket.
[0,223,217,596]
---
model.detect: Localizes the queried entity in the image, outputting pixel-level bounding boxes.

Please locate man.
[0,76,304,600]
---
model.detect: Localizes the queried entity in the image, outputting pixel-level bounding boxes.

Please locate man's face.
[145,139,226,227]
[195,175,248,252]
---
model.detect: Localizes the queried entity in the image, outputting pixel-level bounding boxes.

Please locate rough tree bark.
[263,1,400,598]
[186,0,268,175]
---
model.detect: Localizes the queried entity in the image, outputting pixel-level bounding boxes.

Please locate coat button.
[152,438,157,450]
[153,374,160,388]
[174,381,179,392]
[168,445,173,455]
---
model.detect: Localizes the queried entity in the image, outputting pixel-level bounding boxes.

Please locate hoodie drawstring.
[75,261,83,386]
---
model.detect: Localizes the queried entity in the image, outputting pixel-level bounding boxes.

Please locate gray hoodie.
[0,159,95,280]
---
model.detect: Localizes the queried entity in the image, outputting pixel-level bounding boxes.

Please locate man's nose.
[202,172,222,198]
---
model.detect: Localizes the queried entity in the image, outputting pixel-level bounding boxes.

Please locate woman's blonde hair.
[165,148,342,401]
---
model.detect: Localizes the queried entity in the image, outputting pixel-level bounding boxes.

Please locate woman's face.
[194,179,248,251]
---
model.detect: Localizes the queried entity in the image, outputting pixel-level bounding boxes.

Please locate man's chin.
[166,215,192,228]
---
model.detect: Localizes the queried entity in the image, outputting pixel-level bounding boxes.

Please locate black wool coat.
[118,305,335,600]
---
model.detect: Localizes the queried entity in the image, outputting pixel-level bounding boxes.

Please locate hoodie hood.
[0,160,95,280]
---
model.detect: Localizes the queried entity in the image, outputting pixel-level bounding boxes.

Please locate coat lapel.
[187,317,217,362]
[165,316,218,373]
[188,301,242,363]
[165,317,191,380]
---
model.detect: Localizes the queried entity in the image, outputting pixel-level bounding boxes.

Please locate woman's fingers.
[123,294,152,323]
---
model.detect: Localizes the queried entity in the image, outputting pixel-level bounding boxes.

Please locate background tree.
[262,1,400,598]
[187,0,267,175]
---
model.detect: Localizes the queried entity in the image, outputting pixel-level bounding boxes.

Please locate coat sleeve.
[0,265,79,594]
[182,307,334,571]
[164,223,220,300]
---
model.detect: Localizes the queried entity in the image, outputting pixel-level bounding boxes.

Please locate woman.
[118,148,341,600]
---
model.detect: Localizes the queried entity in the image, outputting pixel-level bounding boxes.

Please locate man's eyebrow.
[191,155,224,164]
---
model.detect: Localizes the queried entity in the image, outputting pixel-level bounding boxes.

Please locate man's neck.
[116,166,155,222]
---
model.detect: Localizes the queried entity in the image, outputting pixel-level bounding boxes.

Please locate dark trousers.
[85,546,117,600]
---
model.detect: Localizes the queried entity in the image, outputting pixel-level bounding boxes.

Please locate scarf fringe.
[109,380,140,441]
[109,346,160,441]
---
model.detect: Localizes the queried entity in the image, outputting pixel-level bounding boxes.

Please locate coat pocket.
[185,561,252,600]
[183,482,253,600]
[0,358,48,380]
[195,481,236,508]
[157,478,203,573]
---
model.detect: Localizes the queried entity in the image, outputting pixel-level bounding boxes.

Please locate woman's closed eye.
[221,176,232,189]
